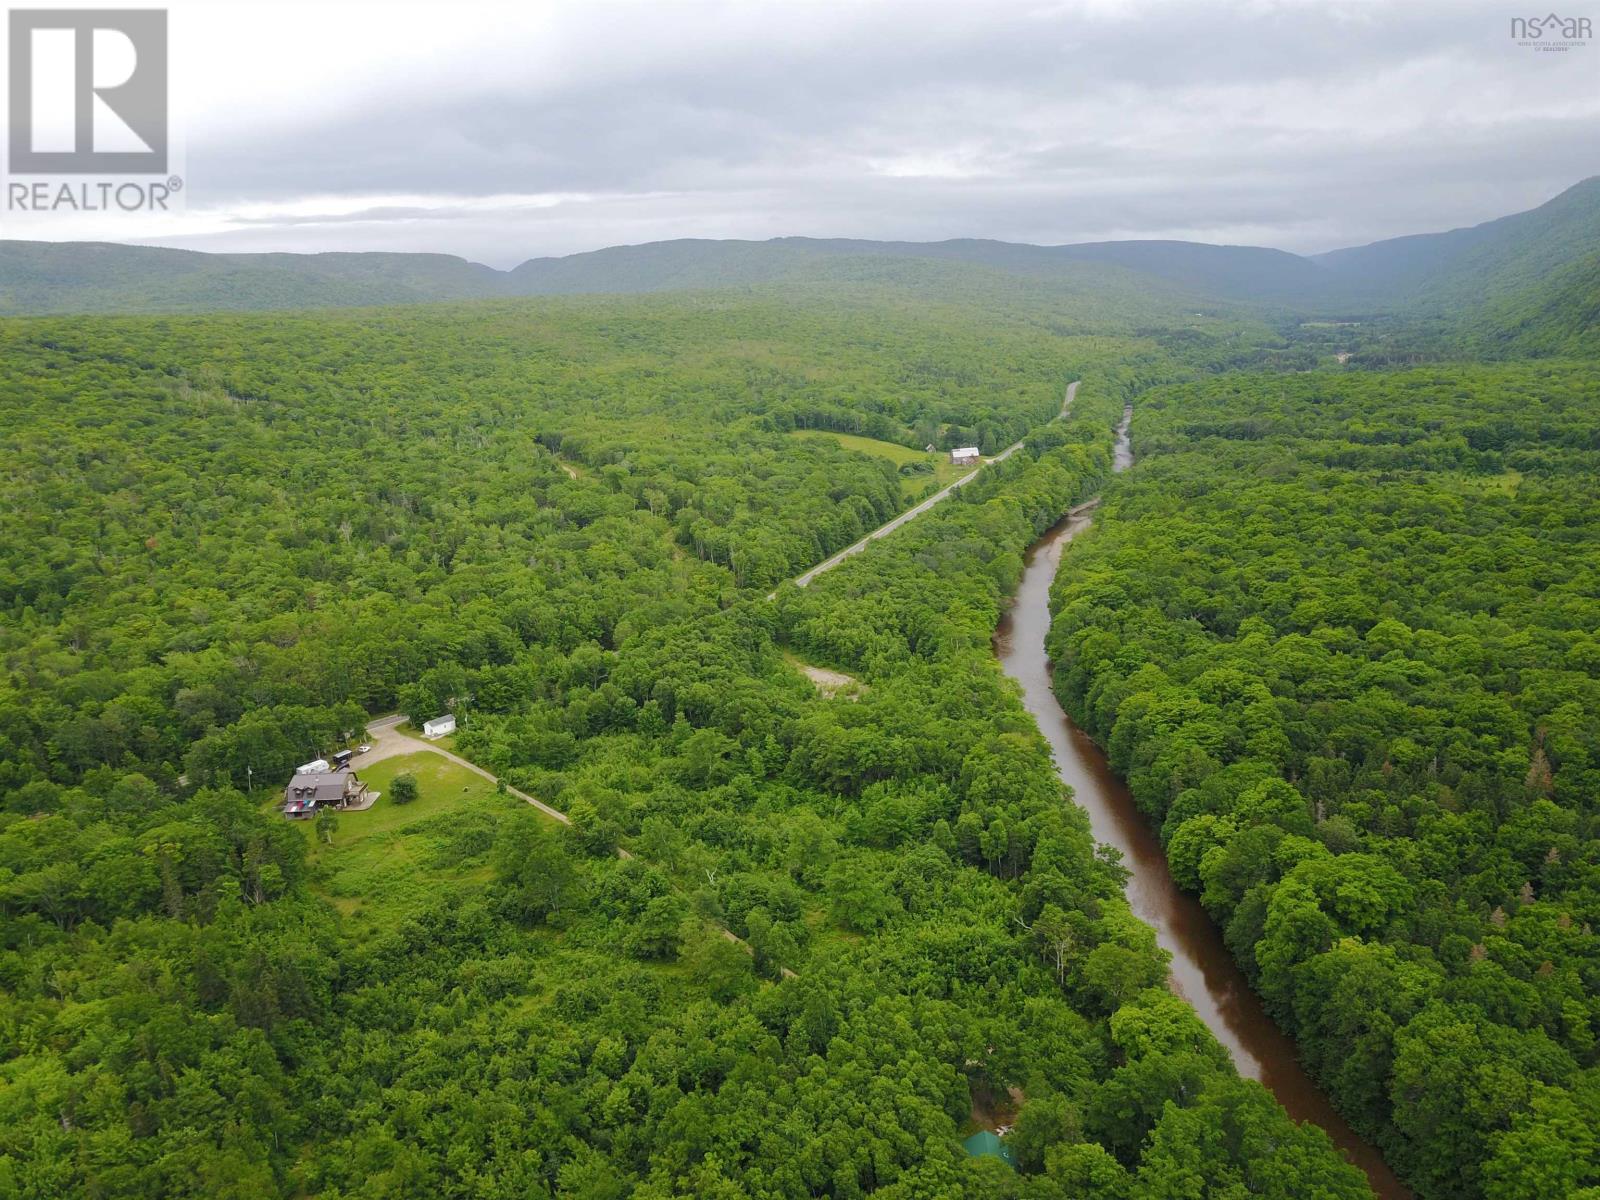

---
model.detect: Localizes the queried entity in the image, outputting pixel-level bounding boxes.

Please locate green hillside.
[510,234,1327,303]
[7,178,1596,320]
[0,236,1220,316]
[1315,177,1600,312]
[0,240,509,313]
[1469,249,1600,358]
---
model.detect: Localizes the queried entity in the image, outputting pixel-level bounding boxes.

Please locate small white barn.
[422,715,456,739]
[950,446,981,466]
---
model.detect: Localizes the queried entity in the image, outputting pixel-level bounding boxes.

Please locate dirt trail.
[360,714,568,824]
[358,714,791,973]
[351,378,1084,984]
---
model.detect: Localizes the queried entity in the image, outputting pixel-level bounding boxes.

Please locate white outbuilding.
[422,715,456,739]
[950,446,981,466]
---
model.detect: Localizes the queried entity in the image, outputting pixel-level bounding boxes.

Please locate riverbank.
[994,404,1410,1200]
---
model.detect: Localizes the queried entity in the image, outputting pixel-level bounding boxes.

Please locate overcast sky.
[4,0,1598,266]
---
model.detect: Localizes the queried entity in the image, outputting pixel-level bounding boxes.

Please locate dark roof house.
[282,770,368,817]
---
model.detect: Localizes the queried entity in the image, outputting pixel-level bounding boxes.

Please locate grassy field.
[294,751,554,934]
[1437,467,1524,499]
[788,429,968,498]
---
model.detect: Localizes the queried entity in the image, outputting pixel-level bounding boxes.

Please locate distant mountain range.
[504,235,1331,304]
[4,177,1599,327]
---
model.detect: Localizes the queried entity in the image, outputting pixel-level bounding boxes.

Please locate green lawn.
[294,751,555,934]
[1440,467,1524,498]
[789,429,968,498]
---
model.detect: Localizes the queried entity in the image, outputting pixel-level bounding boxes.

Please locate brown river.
[993,405,1410,1199]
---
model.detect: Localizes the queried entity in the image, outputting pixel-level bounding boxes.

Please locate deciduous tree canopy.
[0,293,1363,1197]
[1050,362,1600,1199]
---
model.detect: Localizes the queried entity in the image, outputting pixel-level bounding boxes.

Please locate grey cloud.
[149,0,1600,264]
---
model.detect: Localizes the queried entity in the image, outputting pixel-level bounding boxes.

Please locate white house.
[950,446,981,466]
[422,715,456,739]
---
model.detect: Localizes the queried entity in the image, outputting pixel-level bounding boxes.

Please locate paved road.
[770,379,1080,597]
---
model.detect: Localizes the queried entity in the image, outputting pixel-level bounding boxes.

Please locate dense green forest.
[1472,255,1600,360]
[6,173,1600,1196]
[0,292,1112,799]
[0,290,1378,1197]
[1047,362,1600,1199]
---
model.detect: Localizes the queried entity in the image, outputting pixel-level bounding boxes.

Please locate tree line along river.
[993,405,1410,1200]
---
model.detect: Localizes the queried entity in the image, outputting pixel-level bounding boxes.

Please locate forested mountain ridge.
[1314,176,1600,312]
[1468,249,1600,359]
[0,237,1231,320]
[0,239,508,312]
[508,235,1327,303]
[7,175,1595,320]
[0,235,1276,315]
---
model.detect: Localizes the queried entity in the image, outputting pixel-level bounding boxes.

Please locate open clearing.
[789,429,965,497]
[785,652,864,698]
[293,751,554,933]
[1450,467,1523,496]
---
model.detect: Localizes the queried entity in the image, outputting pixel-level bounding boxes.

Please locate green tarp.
[961,1130,1015,1166]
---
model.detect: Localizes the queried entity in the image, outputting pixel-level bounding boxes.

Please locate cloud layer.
[6,0,1599,264]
